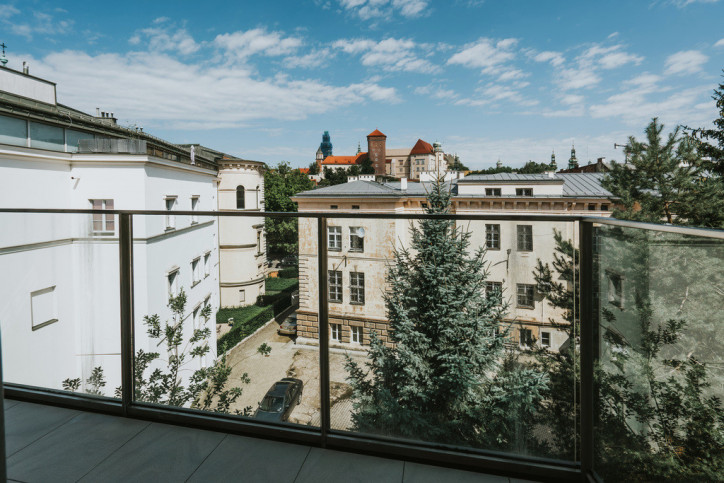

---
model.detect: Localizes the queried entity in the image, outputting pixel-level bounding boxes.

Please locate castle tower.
[316,147,324,173]
[367,129,387,176]
[319,131,333,158]
[551,150,557,170]
[496,159,502,169]
[568,143,578,169]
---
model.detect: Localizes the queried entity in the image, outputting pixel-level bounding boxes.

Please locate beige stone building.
[292,172,615,351]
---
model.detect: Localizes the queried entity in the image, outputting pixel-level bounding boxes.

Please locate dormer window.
[516,188,533,196]
[485,188,501,196]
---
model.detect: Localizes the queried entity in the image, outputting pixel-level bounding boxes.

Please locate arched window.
[236,186,245,209]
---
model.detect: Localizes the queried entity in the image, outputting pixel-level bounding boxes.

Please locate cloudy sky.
[2,0,723,168]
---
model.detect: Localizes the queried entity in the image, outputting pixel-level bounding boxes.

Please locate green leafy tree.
[360,155,374,174]
[62,366,107,396]
[518,160,554,174]
[319,167,348,186]
[307,161,319,175]
[469,165,516,175]
[603,118,724,228]
[346,178,548,451]
[447,155,469,171]
[265,162,315,257]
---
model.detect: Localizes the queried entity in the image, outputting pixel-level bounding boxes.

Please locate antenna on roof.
[0,42,8,67]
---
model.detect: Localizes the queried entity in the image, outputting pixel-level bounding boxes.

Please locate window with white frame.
[191,196,199,224]
[517,283,535,308]
[541,331,551,347]
[486,281,503,305]
[350,272,365,305]
[486,188,502,196]
[90,199,115,233]
[204,252,211,277]
[330,323,341,342]
[516,188,533,196]
[30,286,58,330]
[328,270,342,303]
[350,325,362,344]
[165,197,177,229]
[167,269,179,302]
[517,225,533,251]
[485,224,500,250]
[191,258,201,285]
[328,226,342,251]
[349,227,364,252]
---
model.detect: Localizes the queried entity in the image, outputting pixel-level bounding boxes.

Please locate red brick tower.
[366,129,387,176]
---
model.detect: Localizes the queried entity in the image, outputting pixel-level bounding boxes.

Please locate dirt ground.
[223,319,367,428]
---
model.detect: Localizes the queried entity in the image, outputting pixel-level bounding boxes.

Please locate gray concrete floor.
[4,399,539,482]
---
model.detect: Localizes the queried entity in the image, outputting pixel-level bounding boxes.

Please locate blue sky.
[2,0,723,168]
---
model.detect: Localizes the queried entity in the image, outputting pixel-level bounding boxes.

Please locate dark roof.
[295,173,613,199]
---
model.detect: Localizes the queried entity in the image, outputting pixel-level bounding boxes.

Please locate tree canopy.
[264,162,314,256]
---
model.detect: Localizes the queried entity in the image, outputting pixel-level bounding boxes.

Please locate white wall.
[457,181,564,196]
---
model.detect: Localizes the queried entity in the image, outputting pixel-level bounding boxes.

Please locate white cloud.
[533,51,565,67]
[131,25,199,55]
[664,50,708,75]
[334,37,439,73]
[715,38,724,47]
[283,48,334,69]
[455,83,537,107]
[24,49,399,130]
[558,67,601,90]
[447,37,523,80]
[667,0,719,7]
[553,42,642,91]
[1,8,74,39]
[338,0,429,20]
[215,28,303,62]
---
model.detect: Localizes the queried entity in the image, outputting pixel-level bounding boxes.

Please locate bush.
[265,276,298,293]
[278,267,298,278]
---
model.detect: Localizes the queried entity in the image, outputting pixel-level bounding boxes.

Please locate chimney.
[400,177,407,191]
[96,108,100,116]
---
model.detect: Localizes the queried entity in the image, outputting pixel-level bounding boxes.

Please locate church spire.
[568,143,578,169]
[550,149,557,170]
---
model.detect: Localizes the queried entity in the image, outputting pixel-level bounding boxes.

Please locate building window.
[236,186,245,209]
[517,284,535,308]
[29,121,64,151]
[352,205,360,210]
[193,305,201,330]
[350,272,365,305]
[588,204,597,211]
[485,224,500,250]
[330,205,338,210]
[486,188,502,196]
[541,331,551,347]
[519,328,533,348]
[328,270,342,303]
[191,196,199,223]
[485,281,503,305]
[330,323,341,342]
[516,188,533,196]
[30,286,58,330]
[328,226,342,251]
[90,199,115,233]
[607,271,624,308]
[350,227,364,252]
[167,269,179,302]
[517,225,533,251]
[239,289,246,304]
[0,114,28,147]
[351,325,362,344]
[601,204,609,211]
[165,197,177,229]
[256,230,262,254]
[192,258,201,285]
[204,252,211,277]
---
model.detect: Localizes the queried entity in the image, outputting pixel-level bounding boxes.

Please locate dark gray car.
[253,378,303,422]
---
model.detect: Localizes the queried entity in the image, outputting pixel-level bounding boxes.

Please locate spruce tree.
[346,178,548,451]
[689,72,724,177]
[603,118,724,228]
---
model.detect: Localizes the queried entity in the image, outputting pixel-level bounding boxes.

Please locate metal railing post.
[119,213,135,416]
[579,220,595,478]
[317,216,331,446]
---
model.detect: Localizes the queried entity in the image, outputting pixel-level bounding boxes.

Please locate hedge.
[217,291,293,353]
[265,276,298,293]
[277,267,298,278]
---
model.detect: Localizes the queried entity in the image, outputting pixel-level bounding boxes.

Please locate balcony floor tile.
[295,446,405,483]
[403,461,509,482]
[7,411,149,482]
[4,401,80,456]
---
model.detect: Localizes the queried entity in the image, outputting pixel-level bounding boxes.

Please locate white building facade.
[0,67,222,394]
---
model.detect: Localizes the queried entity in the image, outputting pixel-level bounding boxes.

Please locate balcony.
[1,208,722,482]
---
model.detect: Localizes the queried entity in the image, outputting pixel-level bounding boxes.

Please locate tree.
[264,162,314,257]
[346,178,548,451]
[529,230,581,460]
[689,72,724,176]
[518,160,554,174]
[63,289,250,414]
[319,167,348,187]
[447,155,469,171]
[602,118,724,228]
[307,161,319,175]
[360,156,374,174]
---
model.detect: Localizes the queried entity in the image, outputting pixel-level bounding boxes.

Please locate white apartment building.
[292,173,615,352]
[0,66,227,394]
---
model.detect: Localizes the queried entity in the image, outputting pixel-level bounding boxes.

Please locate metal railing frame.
[2,208,724,482]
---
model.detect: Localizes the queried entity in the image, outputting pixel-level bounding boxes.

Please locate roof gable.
[410,139,434,155]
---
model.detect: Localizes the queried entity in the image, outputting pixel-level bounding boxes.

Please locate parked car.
[253,378,303,422]
[278,313,297,336]
[280,255,298,267]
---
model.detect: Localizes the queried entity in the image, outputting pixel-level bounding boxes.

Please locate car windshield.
[259,396,284,412]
